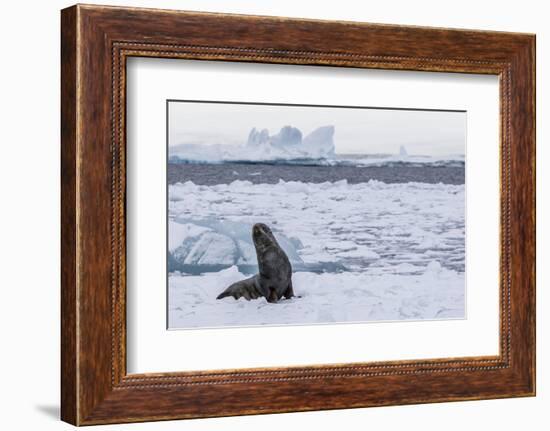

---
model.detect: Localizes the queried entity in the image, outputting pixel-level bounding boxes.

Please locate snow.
[170,125,335,163]
[168,179,465,328]
[168,264,464,328]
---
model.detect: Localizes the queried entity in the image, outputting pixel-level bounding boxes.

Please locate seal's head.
[252,223,278,252]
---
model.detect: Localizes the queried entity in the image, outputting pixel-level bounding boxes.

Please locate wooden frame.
[61,4,535,425]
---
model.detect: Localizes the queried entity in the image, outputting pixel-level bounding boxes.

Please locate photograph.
[167,100,466,329]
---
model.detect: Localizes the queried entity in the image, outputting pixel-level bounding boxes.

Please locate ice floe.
[168,179,465,328]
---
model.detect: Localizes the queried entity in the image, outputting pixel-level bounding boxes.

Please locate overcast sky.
[168,101,466,156]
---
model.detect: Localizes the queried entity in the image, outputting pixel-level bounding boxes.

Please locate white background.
[0,0,546,430]
[127,59,499,373]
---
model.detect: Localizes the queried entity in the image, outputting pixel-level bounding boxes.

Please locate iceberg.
[302,125,335,158]
[247,128,270,147]
[176,231,238,265]
[169,125,335,163]
[267,125,303,149]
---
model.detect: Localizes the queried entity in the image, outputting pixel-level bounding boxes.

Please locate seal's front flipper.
[283,280,296,299]
[217,276,260,301]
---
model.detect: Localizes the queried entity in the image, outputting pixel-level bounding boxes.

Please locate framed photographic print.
[165,100,467,330]
[61,4,536,425]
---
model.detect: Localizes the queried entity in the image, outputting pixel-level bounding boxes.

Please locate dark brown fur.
[217,223,294,303]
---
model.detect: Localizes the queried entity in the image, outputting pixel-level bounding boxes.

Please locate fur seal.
[216,223,295,303]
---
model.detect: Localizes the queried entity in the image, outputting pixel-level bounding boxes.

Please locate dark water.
[168,162,465,185]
